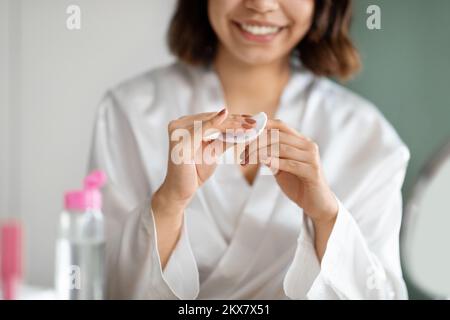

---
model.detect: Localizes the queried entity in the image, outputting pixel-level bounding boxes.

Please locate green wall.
[347,0,450,299]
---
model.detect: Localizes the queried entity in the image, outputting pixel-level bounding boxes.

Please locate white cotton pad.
[203,112,268,143]
[219,112,268,144]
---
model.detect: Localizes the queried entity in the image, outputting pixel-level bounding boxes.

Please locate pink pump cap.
[1,221,23,300]
[64,170,107,211]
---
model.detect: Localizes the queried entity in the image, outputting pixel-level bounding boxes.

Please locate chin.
[232,49,284,67]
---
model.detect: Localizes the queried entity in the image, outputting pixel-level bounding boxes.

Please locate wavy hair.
[168,0,360,80]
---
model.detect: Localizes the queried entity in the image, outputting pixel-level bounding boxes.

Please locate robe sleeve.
[87,92,199,300]
[283,145,410,300]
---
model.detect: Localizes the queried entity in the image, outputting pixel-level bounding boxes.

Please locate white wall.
[1,0,176,287]
[0,0,10,220]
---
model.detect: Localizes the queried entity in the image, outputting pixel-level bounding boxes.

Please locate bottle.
[0,221,23,300]
[55,170,106,300]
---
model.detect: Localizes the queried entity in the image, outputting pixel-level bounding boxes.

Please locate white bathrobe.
[88,61,410,300]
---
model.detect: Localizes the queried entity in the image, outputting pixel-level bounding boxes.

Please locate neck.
[213,47,291,118]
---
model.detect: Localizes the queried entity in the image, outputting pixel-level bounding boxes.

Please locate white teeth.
[240,23,280,36]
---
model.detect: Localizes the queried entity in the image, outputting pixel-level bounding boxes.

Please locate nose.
[244,0,280,13]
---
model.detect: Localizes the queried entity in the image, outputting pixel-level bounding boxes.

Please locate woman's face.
[208,0,315,66]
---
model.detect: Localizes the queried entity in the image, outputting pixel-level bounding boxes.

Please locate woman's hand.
[152,109,255,268]
[241,119,338,225]
[153,109,256,217]
[241,119,338,261]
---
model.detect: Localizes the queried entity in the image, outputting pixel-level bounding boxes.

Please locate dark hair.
[168,0,360,80]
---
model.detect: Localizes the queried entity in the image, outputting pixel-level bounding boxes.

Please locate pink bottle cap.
[1,221,23,300]
[64,170,107,211]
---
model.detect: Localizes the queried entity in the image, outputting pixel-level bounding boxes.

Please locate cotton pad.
[205,112,268,143]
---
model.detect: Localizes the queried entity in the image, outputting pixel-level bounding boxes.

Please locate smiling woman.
[168,0,360,79]
[88,0,410,300]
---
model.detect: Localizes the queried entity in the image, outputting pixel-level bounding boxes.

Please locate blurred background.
[1,0,449,299]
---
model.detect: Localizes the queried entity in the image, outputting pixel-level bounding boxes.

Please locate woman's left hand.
[241,119,339,225]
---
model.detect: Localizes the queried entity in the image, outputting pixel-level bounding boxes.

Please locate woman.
[89,0,410,299]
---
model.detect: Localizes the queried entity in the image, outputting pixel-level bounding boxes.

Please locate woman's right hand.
[152,109,256,217]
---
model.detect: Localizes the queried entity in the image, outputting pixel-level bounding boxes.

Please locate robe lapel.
[190,65,313,290]
[200,165,282,289]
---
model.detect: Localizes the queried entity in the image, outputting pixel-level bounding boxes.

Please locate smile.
[238,23,282,36]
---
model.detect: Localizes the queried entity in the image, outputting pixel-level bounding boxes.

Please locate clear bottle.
[55,170,107,300]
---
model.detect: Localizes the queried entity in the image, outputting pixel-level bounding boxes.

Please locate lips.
[233,20,286,43]
[239,23,281,36]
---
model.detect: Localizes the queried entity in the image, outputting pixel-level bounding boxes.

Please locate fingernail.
[240,149,248,160]
[242,123,253,129]
[244,118,256,124]
[218,108,227,116]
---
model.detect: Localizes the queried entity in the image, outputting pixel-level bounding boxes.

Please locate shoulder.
[310,77,388,131]
[113,61,197,99]
[306,77,410,165]
[96,62,199,121]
